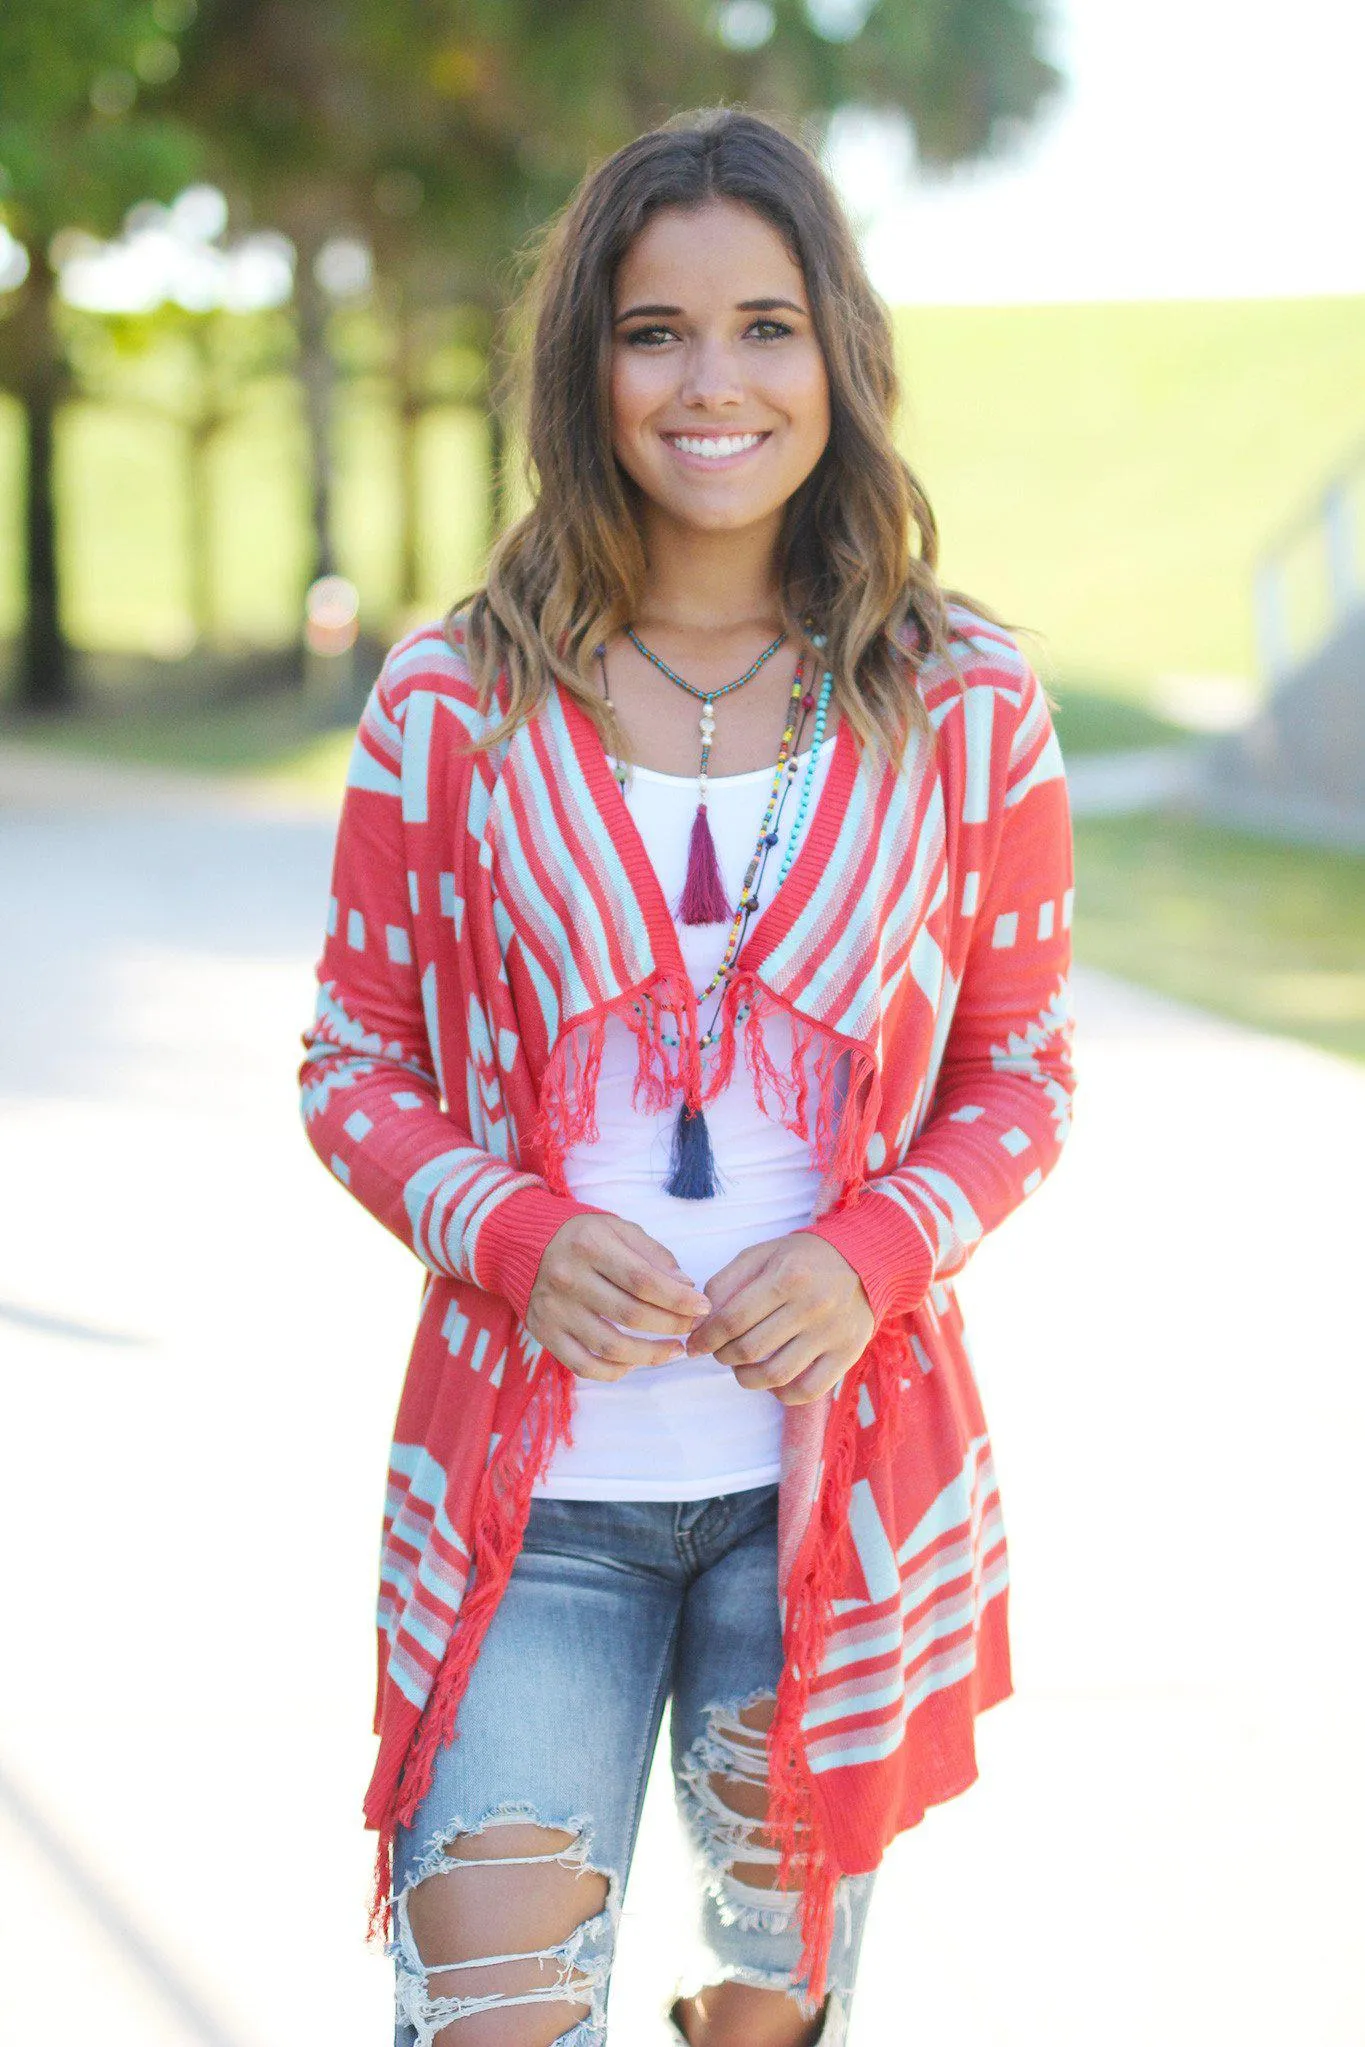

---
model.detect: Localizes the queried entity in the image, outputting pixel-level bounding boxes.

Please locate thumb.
[697,1242,767,1307]
[611,1216,700,1288]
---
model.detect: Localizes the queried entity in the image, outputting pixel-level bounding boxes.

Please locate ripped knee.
[678,1695,799,1922]
[392,1817,615,2046]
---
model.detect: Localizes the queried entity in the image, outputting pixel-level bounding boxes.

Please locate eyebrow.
[612,297,808,323]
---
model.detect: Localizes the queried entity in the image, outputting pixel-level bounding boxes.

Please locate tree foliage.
[0,0,201,248]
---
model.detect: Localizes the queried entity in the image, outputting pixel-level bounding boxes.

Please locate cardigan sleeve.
[805,660,1076,1328]
[297,662,606,1324]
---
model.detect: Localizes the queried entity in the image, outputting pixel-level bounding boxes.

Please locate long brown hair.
[448,105,976,768]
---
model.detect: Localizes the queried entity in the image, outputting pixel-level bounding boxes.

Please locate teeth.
[669,433,763,460]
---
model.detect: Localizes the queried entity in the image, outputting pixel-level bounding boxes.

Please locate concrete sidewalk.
[0,756,1360,2044]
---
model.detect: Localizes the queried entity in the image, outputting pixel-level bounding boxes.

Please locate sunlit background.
[1,2,1361,2042]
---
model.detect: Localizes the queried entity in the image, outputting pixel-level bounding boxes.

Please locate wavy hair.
[447,104,984,768]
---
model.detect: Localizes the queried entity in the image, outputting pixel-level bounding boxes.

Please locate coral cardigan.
[298,603,1077,1995]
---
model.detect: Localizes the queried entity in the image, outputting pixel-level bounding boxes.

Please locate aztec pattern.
[298,603,1076,1986]
[805,1433,1006,1775]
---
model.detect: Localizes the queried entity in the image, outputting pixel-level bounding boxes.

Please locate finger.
[574,1267,707,1338]
[700,1302,809,1374]
[726,1327,827,1391]
[598,1226,712,1320]
[563,1307,689,1373]
[549,1327,636,1384]
[771,1354,849,1406]
[696,1242,772,1311]
[687,1257,791,1356]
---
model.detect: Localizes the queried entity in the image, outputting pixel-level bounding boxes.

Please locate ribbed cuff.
[802,1188,935,1328]
[474,1182,611,1324]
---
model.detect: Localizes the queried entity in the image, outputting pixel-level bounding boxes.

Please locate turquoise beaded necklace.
[777,656,832,888]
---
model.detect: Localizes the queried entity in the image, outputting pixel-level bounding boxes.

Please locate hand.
[526,1213,712,1384]
[684,1232,874,1407]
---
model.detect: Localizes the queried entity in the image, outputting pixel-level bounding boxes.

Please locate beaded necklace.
[594,631,837,1197]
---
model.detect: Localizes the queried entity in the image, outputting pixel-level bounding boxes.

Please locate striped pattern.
[296,603,1076,1961]
[806,1439,1006,1773]
[379,1444,472,1710]
[756,718,945,1047]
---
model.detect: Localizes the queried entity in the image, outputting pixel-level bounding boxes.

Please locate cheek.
[610,352,664,444]
[774,349,830,446]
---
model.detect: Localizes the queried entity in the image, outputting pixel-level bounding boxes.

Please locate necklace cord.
[594,633,832,1042]
[587,629,833,1198]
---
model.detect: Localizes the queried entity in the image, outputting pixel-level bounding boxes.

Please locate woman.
[300,106,1075,2047]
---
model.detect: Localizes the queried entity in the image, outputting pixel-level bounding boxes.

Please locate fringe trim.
[364,1357,576,1942]
[765,1311,916,2003]
[529,966,706,1194]
[529,967,884,1219]
[722,971,885,1215]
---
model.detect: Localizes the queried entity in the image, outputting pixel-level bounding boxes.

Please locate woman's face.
[608,197,831,539]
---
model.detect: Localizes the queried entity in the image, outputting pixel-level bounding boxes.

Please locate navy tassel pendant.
[665,1098,719,1198]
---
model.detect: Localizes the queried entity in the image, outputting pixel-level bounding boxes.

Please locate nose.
[677,332,745,410]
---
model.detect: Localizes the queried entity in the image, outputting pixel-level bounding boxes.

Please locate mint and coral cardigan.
[298,602,1076,1995]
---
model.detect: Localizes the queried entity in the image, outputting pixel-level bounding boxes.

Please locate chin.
[661,484,785,527]
[679,504,776,535]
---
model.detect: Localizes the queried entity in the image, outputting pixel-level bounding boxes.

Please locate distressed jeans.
[390,1483,876,2045]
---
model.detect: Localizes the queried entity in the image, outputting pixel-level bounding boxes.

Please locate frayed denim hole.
[673,1960,835,2031]
[675,1695,802,1937]
[392,1800,602,1912]
[389,1811,619,2046]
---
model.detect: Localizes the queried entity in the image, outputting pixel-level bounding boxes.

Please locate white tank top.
[533,732,843,1501]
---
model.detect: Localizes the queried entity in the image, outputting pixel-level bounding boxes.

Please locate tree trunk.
[16,251,72,712]
[186,421,215,647]
[394,289,422,608]
[293,242,338,604]
[184,320,222,648]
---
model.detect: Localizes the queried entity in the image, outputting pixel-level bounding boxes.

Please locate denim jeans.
[389,1483,876,2045]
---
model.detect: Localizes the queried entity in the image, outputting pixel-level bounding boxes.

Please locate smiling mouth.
[661,430,771,464]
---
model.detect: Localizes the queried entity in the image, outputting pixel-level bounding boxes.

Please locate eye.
[748,318,793,340]
[623,324,676,347]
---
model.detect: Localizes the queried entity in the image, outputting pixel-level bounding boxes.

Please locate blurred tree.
[173,0,1060,621]
[0,0,201,709]
[64,295,295,646]
[1,0,1059,704]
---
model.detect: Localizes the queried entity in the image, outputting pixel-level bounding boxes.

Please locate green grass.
[1048,685,1188,757]
[895,296,1365,692]
[1072,809,1365,1064]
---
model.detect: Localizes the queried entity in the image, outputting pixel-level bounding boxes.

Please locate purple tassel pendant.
[677,803,730,925]
[664,1097,719,1198]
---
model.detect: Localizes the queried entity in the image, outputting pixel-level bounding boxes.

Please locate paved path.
[1,751,1361,2045]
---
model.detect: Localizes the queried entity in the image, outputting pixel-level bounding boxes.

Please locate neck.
[634,502,785,636]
